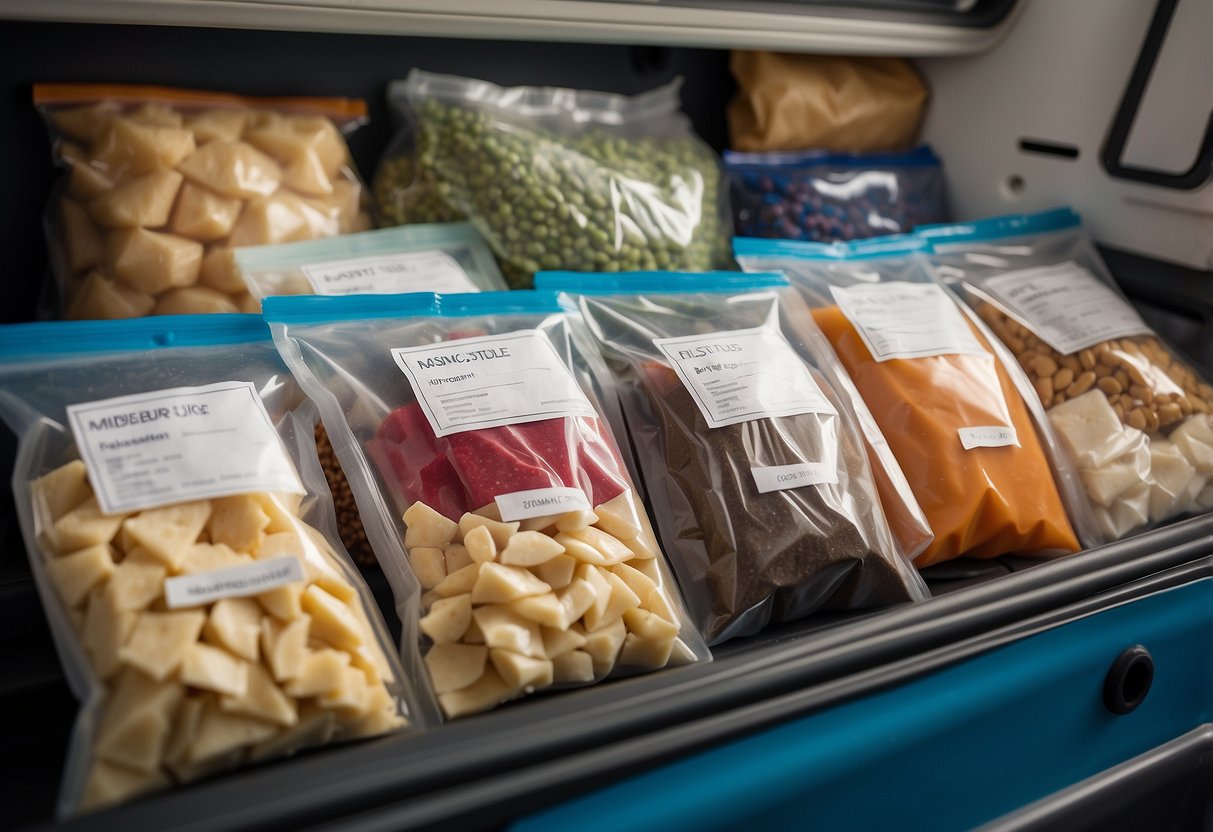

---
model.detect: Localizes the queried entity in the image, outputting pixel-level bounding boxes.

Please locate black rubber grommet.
[1103,645,1154,715]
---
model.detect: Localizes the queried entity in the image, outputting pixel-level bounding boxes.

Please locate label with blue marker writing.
[67,381,304,514]
[654,326,837,429]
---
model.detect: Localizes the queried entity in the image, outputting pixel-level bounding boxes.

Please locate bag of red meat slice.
[265,291,708,719]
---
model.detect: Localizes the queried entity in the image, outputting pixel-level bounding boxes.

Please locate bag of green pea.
[374,70,731,289]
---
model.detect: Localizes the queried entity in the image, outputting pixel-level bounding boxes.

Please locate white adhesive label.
[830,281,987,362]
[164,556,305,609]
[653,326,837,429]
[958,426,1020,450]
[302,250,478,296]
[982,262,1152,356]
[751,463,839,494]
[392,330,597,438]
[67,382,304,514]
[495,487,591,522]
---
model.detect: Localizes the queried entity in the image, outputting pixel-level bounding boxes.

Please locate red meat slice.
[370,404,630,522]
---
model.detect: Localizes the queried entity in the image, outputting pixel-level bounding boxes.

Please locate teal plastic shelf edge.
[512,579,1213,832]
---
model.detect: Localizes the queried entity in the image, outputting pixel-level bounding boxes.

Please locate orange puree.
[812,305,1079,567]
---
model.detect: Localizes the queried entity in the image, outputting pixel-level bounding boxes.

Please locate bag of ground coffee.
[537,271,928,645]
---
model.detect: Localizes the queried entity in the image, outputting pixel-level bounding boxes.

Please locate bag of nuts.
[35,83,373,320]
[374,70,730,289]
[0,315,420,816]
[264,291,709,719]
[924,207,1213,542]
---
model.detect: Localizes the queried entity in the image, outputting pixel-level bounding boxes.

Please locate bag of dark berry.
[264,291,708,720]
[725,145,948,243]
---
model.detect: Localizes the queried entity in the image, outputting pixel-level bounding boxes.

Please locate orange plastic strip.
[32,83,367,121]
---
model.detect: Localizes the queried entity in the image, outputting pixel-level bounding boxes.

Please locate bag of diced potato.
[0,315,419,816]
[236,222,507,302]
[264,291,709,719]
[735,235,1084,567]
[35,83,373,320]
[923,207,1213,541]
[374,70,730,288]
[535,271,929,643]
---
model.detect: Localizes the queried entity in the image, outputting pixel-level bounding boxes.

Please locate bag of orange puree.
[734,235,1081,567]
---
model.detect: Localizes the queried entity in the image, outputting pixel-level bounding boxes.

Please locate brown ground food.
[642,363,920,642]
[315,422,377,568]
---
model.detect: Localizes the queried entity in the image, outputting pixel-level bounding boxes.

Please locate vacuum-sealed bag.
[264,291,708,719]
[374,70,730,288]
[537,271,928,644]
[725,146,948,243]
[924,207,1213,540]
[735,235,1083,567]
[0,316,416,816]
[236,222,505,301]
[35,83,372,319]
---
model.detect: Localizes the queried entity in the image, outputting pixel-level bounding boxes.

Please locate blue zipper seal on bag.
[723,145,941,171]
[534,271,789,294]
[732,235,928,261]
[916,206,1082,243]
[0,314,269,359]
[262,291,564,325]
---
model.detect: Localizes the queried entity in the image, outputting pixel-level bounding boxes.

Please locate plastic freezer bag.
[374,70,730,288]
[0,316,416,817]
[725,146,947,243]
[237,222,506,301]
[735,235,1082,567]
[35,83,372,319]
[924,207,1213,540]
[264,291,708,719]
[536,271,928,644]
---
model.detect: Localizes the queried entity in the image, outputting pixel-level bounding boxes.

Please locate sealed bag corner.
[537,270,929,644]
[264,290,709,721]
[0,314,419,817]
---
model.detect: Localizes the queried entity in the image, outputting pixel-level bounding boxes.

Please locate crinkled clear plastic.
[923,207,1213,541]
[0,316,418,817]
[265,291,709,720]
[736,236,1084,567]
[538,271,929,644]
[374,70,730,288]
[35,83,373,319]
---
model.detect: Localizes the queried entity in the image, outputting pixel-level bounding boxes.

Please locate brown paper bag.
[728,52,927,153]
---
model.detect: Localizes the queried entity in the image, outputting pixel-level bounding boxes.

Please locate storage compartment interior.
[0,3,1209,827]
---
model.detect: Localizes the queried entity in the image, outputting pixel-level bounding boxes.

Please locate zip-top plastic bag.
[0,315,417,817]
[724,146,947,243]
[264,291,708,719]
[34,83,373,319]
[536,271,929,644]
[735,235,1083,567]
[923,207,1213,540]
[374,70,730,288]
[236,222,506,301]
